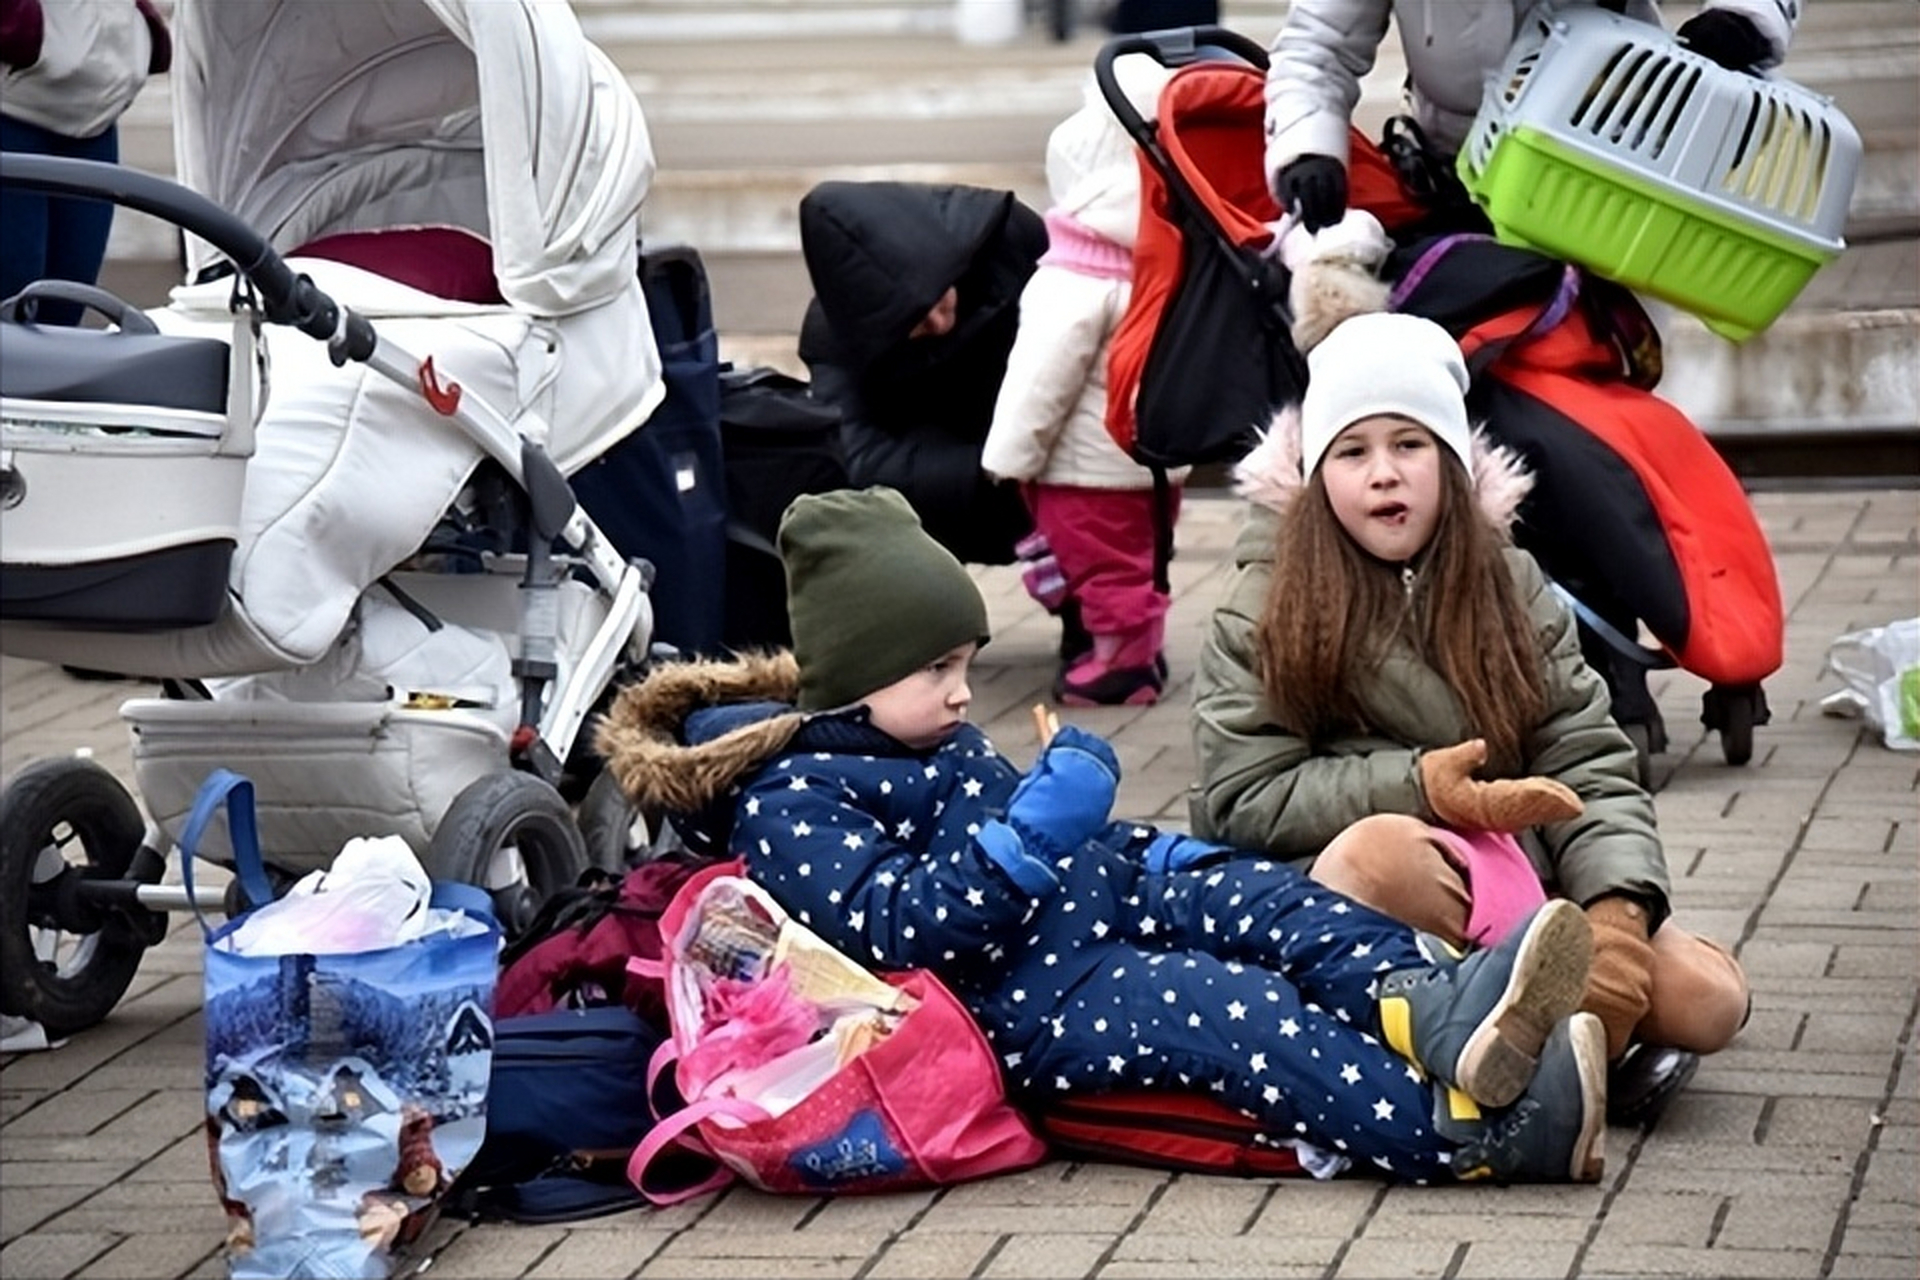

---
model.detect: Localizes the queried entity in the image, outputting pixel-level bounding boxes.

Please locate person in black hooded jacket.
[797,181,1046,567]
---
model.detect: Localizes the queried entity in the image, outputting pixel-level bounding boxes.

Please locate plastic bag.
[219,835,483,956]
[1820,617,1920,751]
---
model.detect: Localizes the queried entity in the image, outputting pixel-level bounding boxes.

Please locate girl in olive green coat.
[1190,310,1747,1121]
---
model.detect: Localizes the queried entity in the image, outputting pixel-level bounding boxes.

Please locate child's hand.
[1419,739,1584,833]
[1006,725,1120,859]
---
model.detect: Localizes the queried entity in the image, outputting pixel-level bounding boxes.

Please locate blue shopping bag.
[184,770,501,1280]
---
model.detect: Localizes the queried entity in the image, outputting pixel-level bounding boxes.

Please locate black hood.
[799,181,1024,373]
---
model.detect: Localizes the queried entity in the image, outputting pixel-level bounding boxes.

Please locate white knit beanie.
[1300,313,1473,478]
[1045,55,1171,248]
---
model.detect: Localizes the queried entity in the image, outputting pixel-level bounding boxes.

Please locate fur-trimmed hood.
[592,651,806,816]
[1233,404,1534,530]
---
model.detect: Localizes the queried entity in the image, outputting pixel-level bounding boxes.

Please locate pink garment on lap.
[1428,827,1548,946]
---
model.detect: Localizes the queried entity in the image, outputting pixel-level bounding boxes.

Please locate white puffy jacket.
[1263,0,1802,181]
[982,257,1159,489]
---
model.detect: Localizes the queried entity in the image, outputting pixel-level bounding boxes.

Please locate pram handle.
[1093,26,1269,149]
[0,153,376,365]
[0,280,159,333]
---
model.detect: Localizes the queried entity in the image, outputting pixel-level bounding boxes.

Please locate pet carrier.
[1458,5,1860,341]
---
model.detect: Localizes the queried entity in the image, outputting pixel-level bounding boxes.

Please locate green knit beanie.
[778,487,991,712]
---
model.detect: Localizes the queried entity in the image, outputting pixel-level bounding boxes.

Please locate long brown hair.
[1254,460,1546,770]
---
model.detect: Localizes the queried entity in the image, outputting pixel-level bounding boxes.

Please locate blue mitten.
[1006,725,1120,859]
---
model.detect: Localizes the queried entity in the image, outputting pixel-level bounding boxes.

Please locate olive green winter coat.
[1189,424,1672,927]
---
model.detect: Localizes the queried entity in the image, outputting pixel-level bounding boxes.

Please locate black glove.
[1276,155,1348,233]
[1675,9,1771,72]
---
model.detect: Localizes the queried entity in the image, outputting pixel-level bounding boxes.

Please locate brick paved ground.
[2,489,1915,1279]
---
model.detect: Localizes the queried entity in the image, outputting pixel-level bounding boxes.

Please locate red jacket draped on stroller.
[1099,33,1781,772]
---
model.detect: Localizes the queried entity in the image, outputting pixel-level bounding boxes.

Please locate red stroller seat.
[1096,28,1783,773]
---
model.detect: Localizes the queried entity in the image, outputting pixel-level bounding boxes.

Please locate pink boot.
[1055,624,1165,707]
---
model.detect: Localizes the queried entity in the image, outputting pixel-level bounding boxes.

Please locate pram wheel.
[1702,683,1769,767]
[577,769,658,872]
[427,771,590,939]
[0,758,152,1037]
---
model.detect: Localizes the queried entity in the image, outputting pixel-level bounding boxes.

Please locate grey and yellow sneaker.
[1439,1011,1608,1184]
[1376,899,1592,1108]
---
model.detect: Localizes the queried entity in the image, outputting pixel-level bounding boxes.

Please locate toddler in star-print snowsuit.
[595,486,1609,1184]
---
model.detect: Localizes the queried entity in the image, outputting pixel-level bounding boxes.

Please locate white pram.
[0,0,670,1036]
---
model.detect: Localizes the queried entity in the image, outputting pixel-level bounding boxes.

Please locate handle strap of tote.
[628,1093,773,1206]
[178,769,274,933]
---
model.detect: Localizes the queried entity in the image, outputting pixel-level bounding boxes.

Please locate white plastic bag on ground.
[1820,617,1920,751]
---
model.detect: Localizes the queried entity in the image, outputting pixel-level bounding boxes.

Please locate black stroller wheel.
[0,758,151,1037]
[1702,682,1767,768]
[576,769,659,873]
[1718,691,1756,766]
[427,771,590,940]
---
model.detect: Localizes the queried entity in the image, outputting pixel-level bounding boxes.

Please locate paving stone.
[1454,1240,1582,1278]
[1592,1189,1722,1248]
[75,1231,220,1280]
[1128,1175,1270,1236]
[979,1232,1111,1278]
[800,1191,938,1234]
[1582,1244,1827,1278]
[637,1254,865,1279]
[3,1090,151,1143]
[1359,1209,1596,1242]
[1828,1255,1920,1280]
[0,1185,97,1239]
[1110,1232,1351,1275]
[1242,1181,1381,1238]
[1766,1096,1902,1146]
[2,1160,139,1189]
[0,1231,115,1280]
[899,1201,1141,1236]
[411,1224,568,1278]
[521,1228,675,1278]
[1838,1224,1920,1260]
[1329,1237,1459,1277]
[863,1232,1000,1279]
[1718,1192,1851,1252]
[640,1227,891,1261]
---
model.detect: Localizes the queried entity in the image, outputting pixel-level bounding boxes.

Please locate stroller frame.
[0,156,654,1038]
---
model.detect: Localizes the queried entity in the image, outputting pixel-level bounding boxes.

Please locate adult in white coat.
[1264,0,1802,230]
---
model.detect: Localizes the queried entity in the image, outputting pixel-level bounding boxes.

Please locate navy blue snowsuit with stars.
[721,707,1461,1181]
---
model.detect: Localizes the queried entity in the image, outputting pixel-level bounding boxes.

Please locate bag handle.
[627,1094,773,1206]
[177,769,274,934]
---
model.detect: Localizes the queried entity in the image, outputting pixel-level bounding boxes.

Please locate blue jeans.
[1,115,120,325]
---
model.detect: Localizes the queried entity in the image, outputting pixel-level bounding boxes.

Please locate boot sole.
[1455,900,1593,1108]
[1563,1012,1609,1182]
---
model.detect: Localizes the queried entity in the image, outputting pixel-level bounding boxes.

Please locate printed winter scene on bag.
[203,946,497,1278]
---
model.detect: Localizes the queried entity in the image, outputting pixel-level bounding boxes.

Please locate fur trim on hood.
[1246,221,1531,527]
[592,651,805,815]
[1277,211,1393,353]
[1234,404,1534,530]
